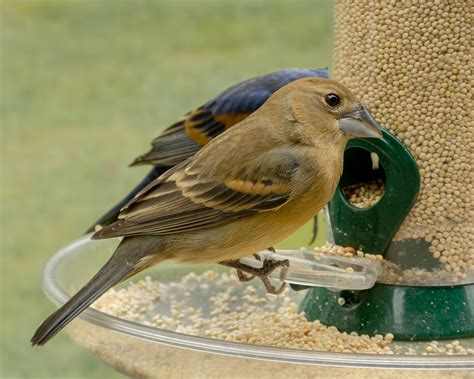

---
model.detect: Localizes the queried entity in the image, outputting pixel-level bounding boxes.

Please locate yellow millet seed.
[334,0,473,281]
[343,179,385,208]
[90,272,473,357]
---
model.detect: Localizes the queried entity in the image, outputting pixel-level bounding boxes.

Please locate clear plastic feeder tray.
[42,236,474,378]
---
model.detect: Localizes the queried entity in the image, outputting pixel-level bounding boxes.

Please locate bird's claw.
[219,257,289,294]
[258,257,289,276]
[260,277,287,294]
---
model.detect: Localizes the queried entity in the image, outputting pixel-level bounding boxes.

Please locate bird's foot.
[260,276,287,295]
[219,257,289,294]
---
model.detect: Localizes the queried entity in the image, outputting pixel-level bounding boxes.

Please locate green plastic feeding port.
[328,129,420,254]
[298,129,474,341]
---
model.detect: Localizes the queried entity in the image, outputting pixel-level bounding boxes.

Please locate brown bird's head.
[270,77,382,148]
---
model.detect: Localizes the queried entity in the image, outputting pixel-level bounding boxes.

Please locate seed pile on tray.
[92,270,473,356]
[93,272,394,354]
[333,0,473,281]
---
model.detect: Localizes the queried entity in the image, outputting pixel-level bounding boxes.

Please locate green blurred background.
[1,0,332,377]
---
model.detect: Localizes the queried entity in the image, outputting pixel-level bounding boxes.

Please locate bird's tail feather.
[31,244,139,346]
[85,165,170,234]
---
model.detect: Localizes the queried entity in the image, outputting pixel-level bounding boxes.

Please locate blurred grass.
[1,0,332,377]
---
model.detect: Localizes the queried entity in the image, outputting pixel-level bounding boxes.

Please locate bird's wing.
[130,68,329,167]
[130,86,271,167]
[130,119,203,167]
[129,104,259,167]
[93,149,299,239]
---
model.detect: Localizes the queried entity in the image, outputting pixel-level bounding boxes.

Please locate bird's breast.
[167,177,336,264]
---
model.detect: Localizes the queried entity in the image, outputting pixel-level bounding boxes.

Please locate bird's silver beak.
[339,107,383,138]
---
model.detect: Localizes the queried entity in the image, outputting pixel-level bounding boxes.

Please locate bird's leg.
[219,258,289,277]
[235,252,266,282]
[219,258,289,294]
[236,253,263,281]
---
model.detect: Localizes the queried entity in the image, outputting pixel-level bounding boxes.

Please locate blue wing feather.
[206,68,329,115]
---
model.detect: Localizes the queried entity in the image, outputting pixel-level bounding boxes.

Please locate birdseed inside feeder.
[300,0,473,340]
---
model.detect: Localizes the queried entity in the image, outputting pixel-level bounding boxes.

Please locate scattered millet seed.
[333,0,473,281]
[425,340,474,356]
[343,247,356,255]
[337,297,346,306]
[93,272,395,354]
[92,271,473,357]
[93,276,161,322]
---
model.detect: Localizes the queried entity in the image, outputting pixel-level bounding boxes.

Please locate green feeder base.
[300,283,474,341]
[297,129,474,340]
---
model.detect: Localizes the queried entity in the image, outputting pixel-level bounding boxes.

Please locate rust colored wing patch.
[214,113,249,130]
[132,110,251,166]
[184,108,250,145]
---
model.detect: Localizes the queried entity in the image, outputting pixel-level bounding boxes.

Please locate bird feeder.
[299,0,474,340]
[36,2,474,376]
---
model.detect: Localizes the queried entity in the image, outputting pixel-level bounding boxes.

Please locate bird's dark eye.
[324,93,341,107]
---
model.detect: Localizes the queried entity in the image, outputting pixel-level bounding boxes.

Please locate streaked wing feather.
[93,152,297,239]
[131,121,201,166]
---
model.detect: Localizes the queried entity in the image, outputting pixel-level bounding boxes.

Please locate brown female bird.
[85,68,329,233]
[32,77,382,346]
